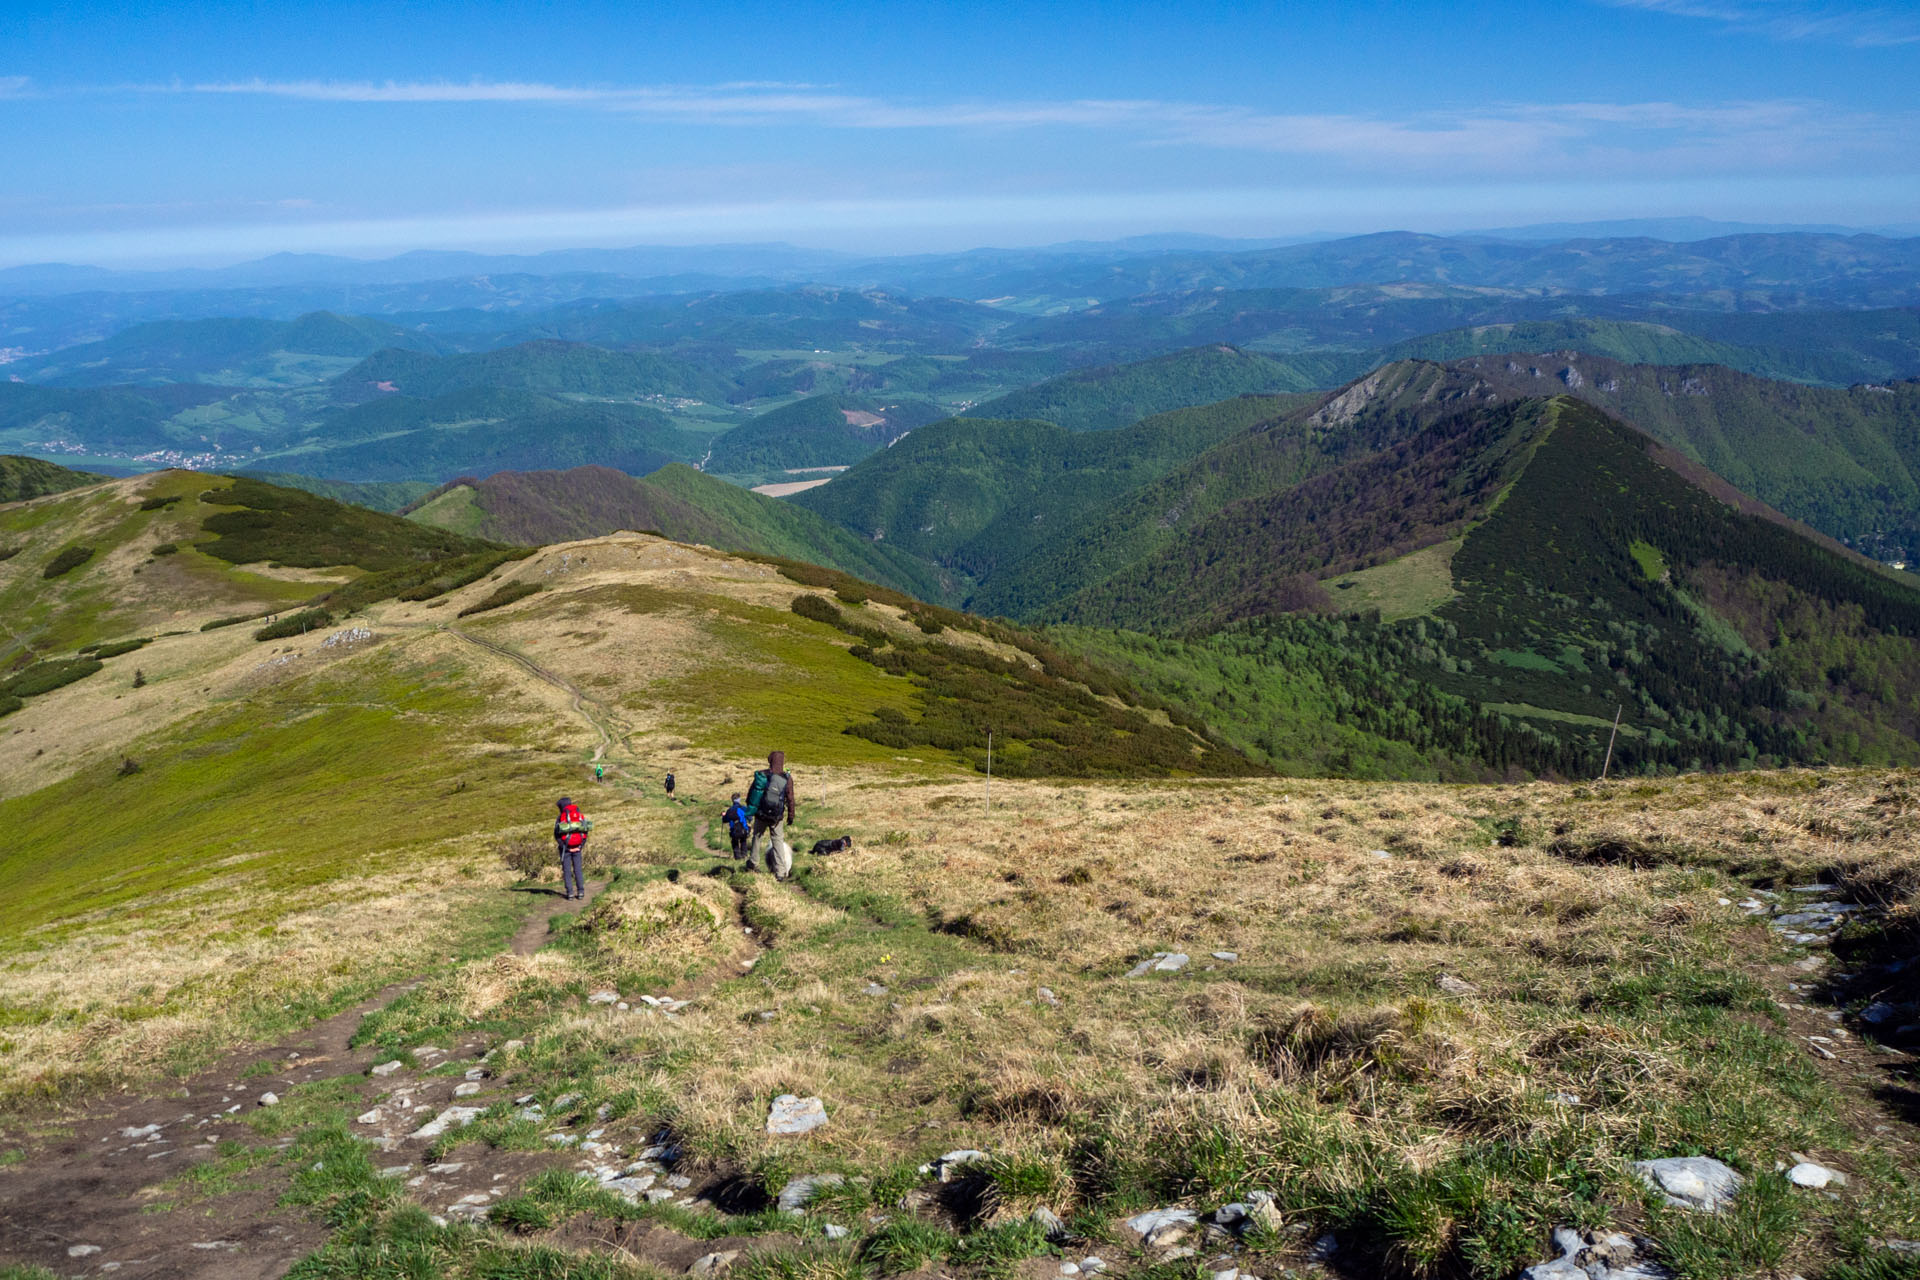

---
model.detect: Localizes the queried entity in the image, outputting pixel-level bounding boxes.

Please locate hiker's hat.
[557,796,572,807]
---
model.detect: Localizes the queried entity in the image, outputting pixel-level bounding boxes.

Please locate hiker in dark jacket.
[743,750,797,879]
[554,796,592,901]
[722,793,752,860]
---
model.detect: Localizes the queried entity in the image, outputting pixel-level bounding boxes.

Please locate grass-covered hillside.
[0,469,505,671]
[400,463,946,600]
[0,528,1253,1109]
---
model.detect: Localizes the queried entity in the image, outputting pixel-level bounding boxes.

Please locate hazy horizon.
[6,0,1919,271]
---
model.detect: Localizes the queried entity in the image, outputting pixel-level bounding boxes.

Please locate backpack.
[556,802,591,850]
[723,804,750,836]
[746,769,790,822]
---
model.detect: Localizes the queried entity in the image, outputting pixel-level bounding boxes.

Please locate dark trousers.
[729,828,749,859]
[558,841,585,898]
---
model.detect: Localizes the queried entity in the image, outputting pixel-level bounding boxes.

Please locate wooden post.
[1599,705,1623,782]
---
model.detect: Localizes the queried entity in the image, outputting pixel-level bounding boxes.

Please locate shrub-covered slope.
[1054,395,1920,773]
[0,454,103,503]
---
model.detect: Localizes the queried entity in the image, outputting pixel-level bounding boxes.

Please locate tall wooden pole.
[1599,705,1623,782]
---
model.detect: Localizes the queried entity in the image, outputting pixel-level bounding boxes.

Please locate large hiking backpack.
[556,802,591,850]
[746,769,790,822]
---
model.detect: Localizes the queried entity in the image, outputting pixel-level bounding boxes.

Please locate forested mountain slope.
[795,395,1308,585]
[961,344,1339,430]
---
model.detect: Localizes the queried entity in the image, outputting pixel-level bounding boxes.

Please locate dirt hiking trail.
[0,880,605,1280]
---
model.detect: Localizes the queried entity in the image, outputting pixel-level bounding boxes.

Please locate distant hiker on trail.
[554,796,592,901]
[743,750,797,880]
[664,771,676,801]
[594,763,604,783]
[722,793,752,860]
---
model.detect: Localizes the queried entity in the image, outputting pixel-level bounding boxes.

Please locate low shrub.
[1,658,104,699]
[458,580,540,617]
[42,545,94,579]
[0,693,21,718]
[201,613,264,631]
[117,757,141,777]
[499,836,552,880]
[253,608,334,641]
[0,546,21,562]
[151,542,178,556]
[139,494,182,511]
[91,638,150,660]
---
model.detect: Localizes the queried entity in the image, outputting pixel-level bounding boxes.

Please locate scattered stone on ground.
[689,1251,741,1276]
[408,1106,485,1140]
[1632,1156,1743,1212]
[1787,1161,1847,1189]
[1125,1207,1198,1247]
[1124,952,1191,978]
[1435,973,1479,996]
[370,1060,403,1077]
[776,1173,845,1211]
[1520,1227,1669,1280]
[766,1093,828,1135]
[1211,951,1238,962]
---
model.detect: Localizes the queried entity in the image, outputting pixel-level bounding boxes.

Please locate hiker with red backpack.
[742,750,797,880]
[554,796,593,901]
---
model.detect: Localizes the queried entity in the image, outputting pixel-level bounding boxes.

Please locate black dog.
[808,835,854,856]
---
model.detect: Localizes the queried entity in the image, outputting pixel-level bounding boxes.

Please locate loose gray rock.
[67,1246,102,1258]
[1861,1001,1898,1024]
[452,1082,481,1098]
[408,1106,484,1140]
[1787,1162,1846,1189]
[1126,1207,1198,1247]
[1518,1226,1669,1280]
[823,1224,850,1241]
[370,1060,404,1077]
[1211,951,1239,962]
[1435,974,1479,996]
[257,1092,279,1107]
[1032,1205,1067,1238]
[689,1251,740,1276]
[767,1094,829,1135]
[1632,1156,1743,1212]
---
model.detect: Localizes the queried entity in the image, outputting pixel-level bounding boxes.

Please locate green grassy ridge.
[795,395,1305,585]
[962,343,1336,431]
[706,392,944,473]
[196,475,500,572]
[0,455,104,504]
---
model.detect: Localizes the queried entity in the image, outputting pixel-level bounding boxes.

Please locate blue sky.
[4,0,1918,266]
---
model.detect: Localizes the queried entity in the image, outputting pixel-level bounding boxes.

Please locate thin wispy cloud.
[0,76,32,99]
[1596,0,1920,46]
[161,79,1908,178]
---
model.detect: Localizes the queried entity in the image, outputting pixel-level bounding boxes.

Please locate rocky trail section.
[0,882,604,1279]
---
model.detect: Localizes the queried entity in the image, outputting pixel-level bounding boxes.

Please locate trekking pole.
[1599,705,1622,782]
[985,730,992,816]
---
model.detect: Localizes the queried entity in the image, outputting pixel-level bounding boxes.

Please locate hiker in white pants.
[745,749,797,880]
